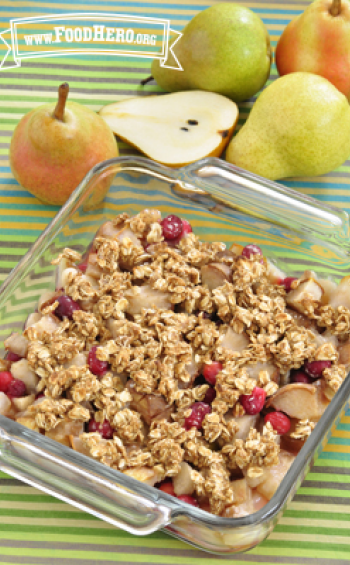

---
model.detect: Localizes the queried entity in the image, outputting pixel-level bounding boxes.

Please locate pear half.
[99,91,238,167]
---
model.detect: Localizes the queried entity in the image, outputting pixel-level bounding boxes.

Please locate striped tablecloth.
[1,0,350,563]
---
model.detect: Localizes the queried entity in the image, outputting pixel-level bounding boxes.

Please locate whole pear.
[226,73,350,180]
[10,83,119,206]
[276,0,350,99]
[151,3,272,102]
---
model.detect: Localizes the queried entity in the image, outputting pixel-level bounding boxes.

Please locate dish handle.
[0,420,171,536]
[176,159,350,255]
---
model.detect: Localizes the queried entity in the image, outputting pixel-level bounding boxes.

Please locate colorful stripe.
[1,0,350,563]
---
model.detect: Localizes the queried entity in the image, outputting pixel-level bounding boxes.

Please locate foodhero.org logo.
[26,25,157,47]
[0,13,182,70]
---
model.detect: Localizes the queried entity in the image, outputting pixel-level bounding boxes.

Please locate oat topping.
[290,419,316,440]
[314,342,339,362]
[4,208,349,519]
[269,325,317,374]
[322,364,346,397]
[51,248,82,266]
[222,423,280,476]
[202,412,238,444]
[316,305,350,338]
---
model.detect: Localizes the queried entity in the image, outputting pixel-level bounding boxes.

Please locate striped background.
[2,0,350,562]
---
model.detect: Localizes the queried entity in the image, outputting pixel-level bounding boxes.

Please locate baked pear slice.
[99,91,239,167]
[266,381,329,421]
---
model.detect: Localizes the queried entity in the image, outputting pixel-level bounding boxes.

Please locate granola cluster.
[3,209,349,518]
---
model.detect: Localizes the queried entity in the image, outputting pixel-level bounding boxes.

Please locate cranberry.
[242,244,263,260]
[184,402,211,430]
[304,360,332,379]
[88,418,114,439]
[264,411,291,435]
[291,370,312,384]
[177,494,199,507]
[172,218,193,244]
[161,215,183,241]
[181,219,192,236]
[281,277,297,292]
[7,378,27,398]
[88,346,109,377]
[203,386,216,404]
[55,295,80,320]
[158,480,175,496]
[6,351,22,363]
[202,361,223,386]
[77,260,88,273]
[0,371,14,393]
[240,387,266,415]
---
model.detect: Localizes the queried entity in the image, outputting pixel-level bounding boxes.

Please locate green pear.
[226,72,350,180]
[151,3,272,103]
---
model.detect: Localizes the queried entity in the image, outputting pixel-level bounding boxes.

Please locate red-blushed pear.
[275,0,350,99]
[10,83,119,206]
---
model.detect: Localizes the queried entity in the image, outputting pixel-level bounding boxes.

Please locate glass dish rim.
[0,154,349,532]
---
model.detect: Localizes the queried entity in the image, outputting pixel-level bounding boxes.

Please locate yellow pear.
[226,72,350,180]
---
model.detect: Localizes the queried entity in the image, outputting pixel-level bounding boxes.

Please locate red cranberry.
[184,402,211,430]
[158,480,175,496]
[240,387,266,415]
[7,378,27,398]
[242,244,263,260]
[6,351,22,363]
[203,386,216,404]
[202,361,223,386]
[88,346,109,377]
[55,295,80,320]
[161,215,183,240]
[264,411,291,435]
[77,260,88,273]
[291,370,312,384]
[281,277,297,292]
[177,494,199,507]
[88,418,114,439]
[0,371,14,393]
[304,360,332,379]
[172,218,193,244]
[181,219,192,236]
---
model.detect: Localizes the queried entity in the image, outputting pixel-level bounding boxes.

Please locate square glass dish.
[0,155,350,555]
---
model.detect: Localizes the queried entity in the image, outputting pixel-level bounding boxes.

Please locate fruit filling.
[1,208,349,518]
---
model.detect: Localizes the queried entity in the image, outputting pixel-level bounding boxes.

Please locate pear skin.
[10,84,119,206]
[151,3,271,103]
[226,72,350,180]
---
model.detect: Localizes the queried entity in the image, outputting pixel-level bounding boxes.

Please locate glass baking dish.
[0,155,349,555]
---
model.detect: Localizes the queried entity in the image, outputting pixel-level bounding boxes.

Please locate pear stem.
[53,83,69,121]
[329,0,341,16]
[140,75,154,86]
